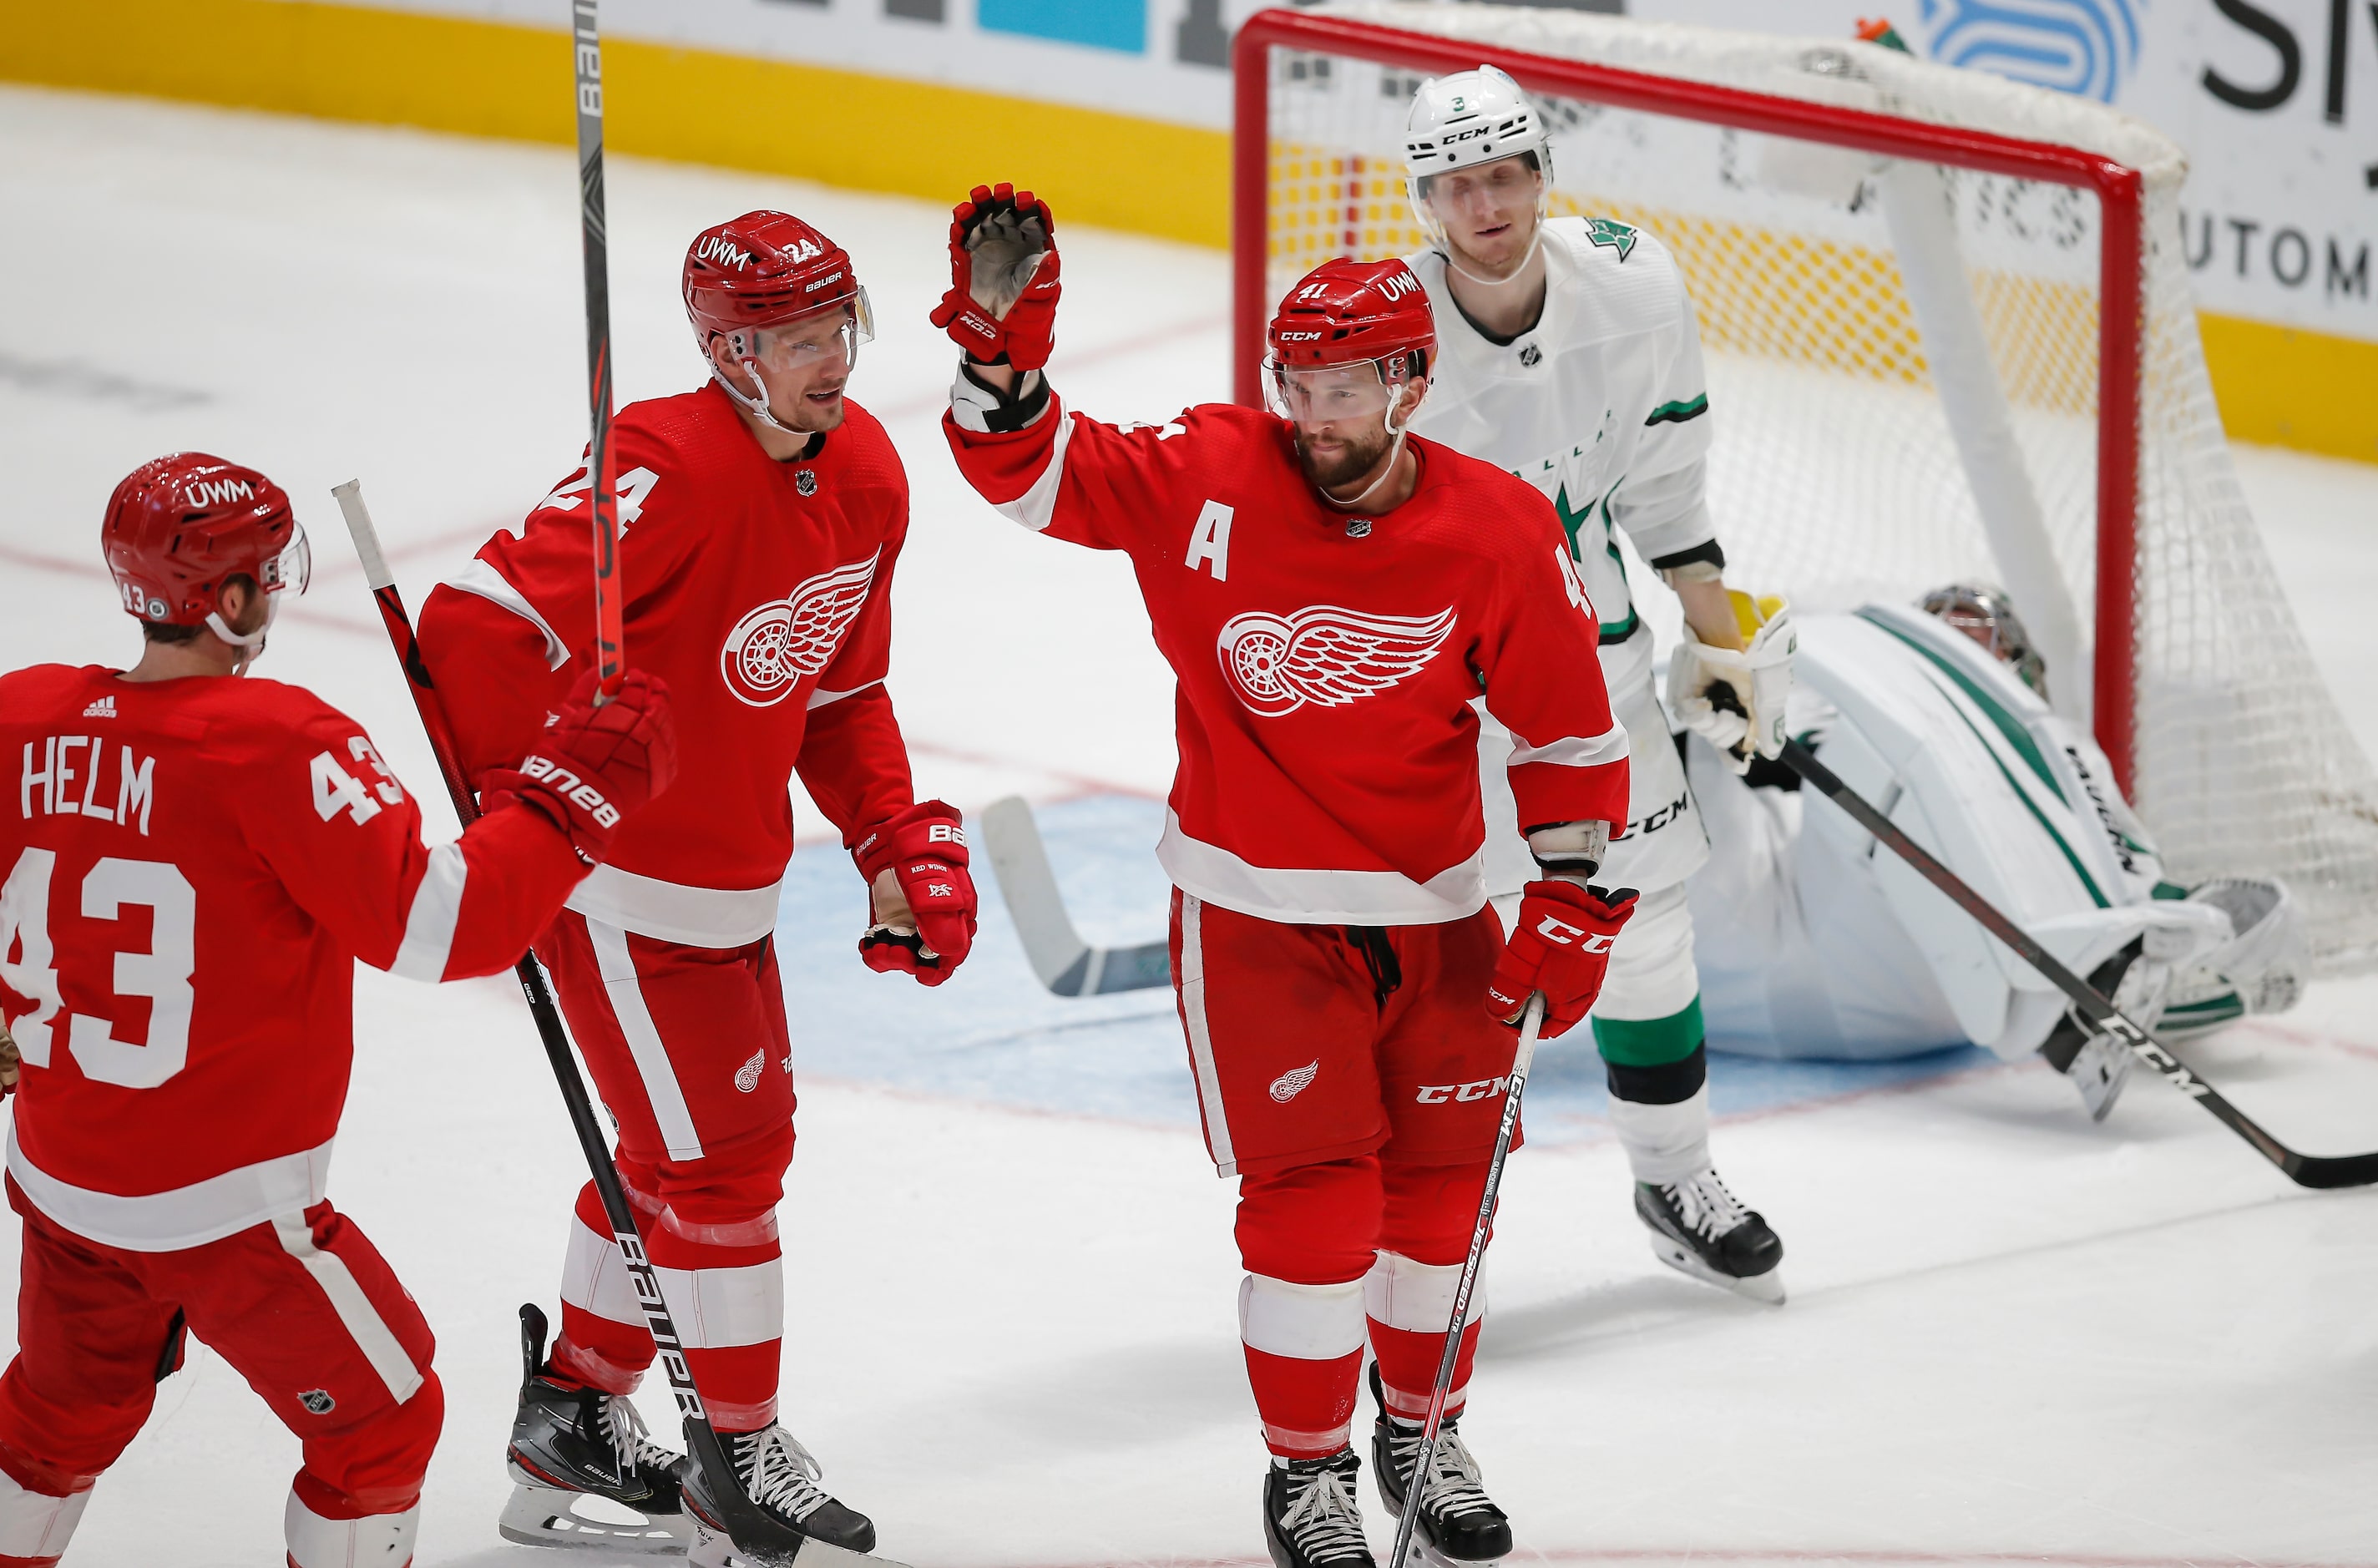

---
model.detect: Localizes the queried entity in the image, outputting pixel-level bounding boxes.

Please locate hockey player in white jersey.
[1687,585,2300,1114]
[1400,68,1793,1302]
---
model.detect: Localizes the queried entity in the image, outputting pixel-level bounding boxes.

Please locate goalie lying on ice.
[1677,586,2300,1118]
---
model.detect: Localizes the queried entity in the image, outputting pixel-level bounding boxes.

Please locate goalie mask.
[1404,66,1552,262]
[683,210,875,433]
[1920,583,2049,695]
[103,453,310,669]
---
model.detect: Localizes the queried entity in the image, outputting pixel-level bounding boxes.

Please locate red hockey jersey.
[945,398,1629,925]
[0,665,584,1251]
[419,383,916,948]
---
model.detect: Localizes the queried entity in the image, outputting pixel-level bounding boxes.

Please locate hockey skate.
[1635,1168,1786,1303]
[1263,1447,1375,1568]
[499,1305,692,1554]
[682,1424,893,1567]
[1367,1365,1511,1566]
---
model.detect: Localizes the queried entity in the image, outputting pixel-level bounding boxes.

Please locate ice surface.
[4,85,2378,1565]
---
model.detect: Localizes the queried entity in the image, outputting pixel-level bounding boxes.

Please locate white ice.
[5,85,2378,1566]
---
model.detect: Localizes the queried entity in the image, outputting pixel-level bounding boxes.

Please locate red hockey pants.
[538,911,797,1431]
[1171,894,1517,1457]
[0,1183,440,1523]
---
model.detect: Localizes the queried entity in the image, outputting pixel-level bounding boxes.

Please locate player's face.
[1425,156,1543,275]
[1278,365,1404,491]
[748,306,862,432]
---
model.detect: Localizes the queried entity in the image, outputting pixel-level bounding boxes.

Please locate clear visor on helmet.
[1267,358,1403,424]
[749,288,875,370]
[259,522,311,598]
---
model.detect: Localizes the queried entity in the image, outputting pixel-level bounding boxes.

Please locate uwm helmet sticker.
[1216,604,1456,718]
[719,550,879,707]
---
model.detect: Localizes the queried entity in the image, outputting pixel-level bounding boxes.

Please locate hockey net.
[1234,1,2378,978]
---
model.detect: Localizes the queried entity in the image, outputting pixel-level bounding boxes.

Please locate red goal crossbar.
[1229,8,2146,792]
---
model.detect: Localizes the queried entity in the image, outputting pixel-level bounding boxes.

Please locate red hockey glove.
[480,668,679,865]
[1486,881,1638,1039]
[853,800,978,985]
[930,184,1061,370]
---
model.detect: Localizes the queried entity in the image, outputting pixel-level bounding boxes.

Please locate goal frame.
[1229,8,2148,792]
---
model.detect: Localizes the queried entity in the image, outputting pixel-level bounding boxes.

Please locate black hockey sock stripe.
[1605,1043,1707,1105]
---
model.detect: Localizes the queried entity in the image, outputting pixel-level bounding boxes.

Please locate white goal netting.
[1252,0,2378,977]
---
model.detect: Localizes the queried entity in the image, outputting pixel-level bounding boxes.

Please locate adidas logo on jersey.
[82,695,117,719]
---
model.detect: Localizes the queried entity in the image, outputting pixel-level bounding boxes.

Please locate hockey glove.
[853,800,978,985]
[1667,589,1794,772]
[480,668,680,865]
[1487,881,1638,1039]
[930,184,1060,370]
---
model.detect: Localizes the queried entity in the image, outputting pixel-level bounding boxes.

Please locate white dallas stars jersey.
[1407,215,1719,695]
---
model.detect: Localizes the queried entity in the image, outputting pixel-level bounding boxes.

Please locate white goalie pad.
[1688,606,2241,1061]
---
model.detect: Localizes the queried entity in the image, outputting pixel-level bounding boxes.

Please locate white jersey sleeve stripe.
[388,841,468,983]
[1505,721,1632,771]
[271,1211,426,1404]
[994,409,1076,534]
[443,557,570,670]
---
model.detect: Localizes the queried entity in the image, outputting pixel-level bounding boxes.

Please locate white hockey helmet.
[1404,66,1552,242]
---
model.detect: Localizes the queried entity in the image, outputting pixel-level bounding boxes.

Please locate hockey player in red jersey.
[415,210,972,1562]
[938,186,1635,1568]
[0,453,676,1568]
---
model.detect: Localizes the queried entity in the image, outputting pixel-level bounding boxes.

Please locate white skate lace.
[600,1395,681,1476]
[734,1427,836,1525]
[1387,1424,1495,1515]
[1278,1460,1370,1563]
[1662,1169,1752,1241]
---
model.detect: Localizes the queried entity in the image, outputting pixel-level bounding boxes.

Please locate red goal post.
[1228,5,2147,793]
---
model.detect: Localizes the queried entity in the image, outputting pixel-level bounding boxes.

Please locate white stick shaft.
[331,479,394,591]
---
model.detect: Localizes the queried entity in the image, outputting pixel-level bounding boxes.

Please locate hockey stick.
[1780,737,2378,1190]
[572,0,625,700]
[1387,990,1544,1568]
[332,483,824,1562]
[980,796,1170,995]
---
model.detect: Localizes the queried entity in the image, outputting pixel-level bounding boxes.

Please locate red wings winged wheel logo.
[720,550,880,707]
[1215,604,1458,718]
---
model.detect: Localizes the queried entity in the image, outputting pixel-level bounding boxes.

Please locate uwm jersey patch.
[946,397,1630,925]
[1217,604,1457,718]
[720,550,880,708]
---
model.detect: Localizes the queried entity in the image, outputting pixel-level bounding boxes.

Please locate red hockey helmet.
[1266,256,1435,379]
[102,453,309,631]
[682,210,873,360]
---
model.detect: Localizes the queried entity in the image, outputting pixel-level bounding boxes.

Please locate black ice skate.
[499,1304,692,1554]
[1636,1168,1787,1303]
[1263,1447,1375,1568]
[682,1424,888,1567]
[1367,1364,1511,1566]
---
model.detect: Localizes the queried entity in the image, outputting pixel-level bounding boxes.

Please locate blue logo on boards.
[1917,0,2143,103]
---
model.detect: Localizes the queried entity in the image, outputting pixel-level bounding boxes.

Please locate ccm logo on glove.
[1531,913,1618,952]
[1486,879,1639,1039]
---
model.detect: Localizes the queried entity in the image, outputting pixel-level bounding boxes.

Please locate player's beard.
[1293,417,1397,495]
[777,382,848,434]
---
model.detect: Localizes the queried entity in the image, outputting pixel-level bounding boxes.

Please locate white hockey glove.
[2187,877,2303,1015]
[1666,589,1795,773]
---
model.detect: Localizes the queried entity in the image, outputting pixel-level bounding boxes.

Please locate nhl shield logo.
[795,468,818,497]
[298,1389,336,1415]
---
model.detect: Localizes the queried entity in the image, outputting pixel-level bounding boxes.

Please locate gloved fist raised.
[930,184,1060,370]
[854,800,978,985]
[481,668,679,864]
[1486,880,1637,1039]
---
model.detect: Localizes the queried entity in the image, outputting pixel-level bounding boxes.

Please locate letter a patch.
[1185,500,1234,582]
